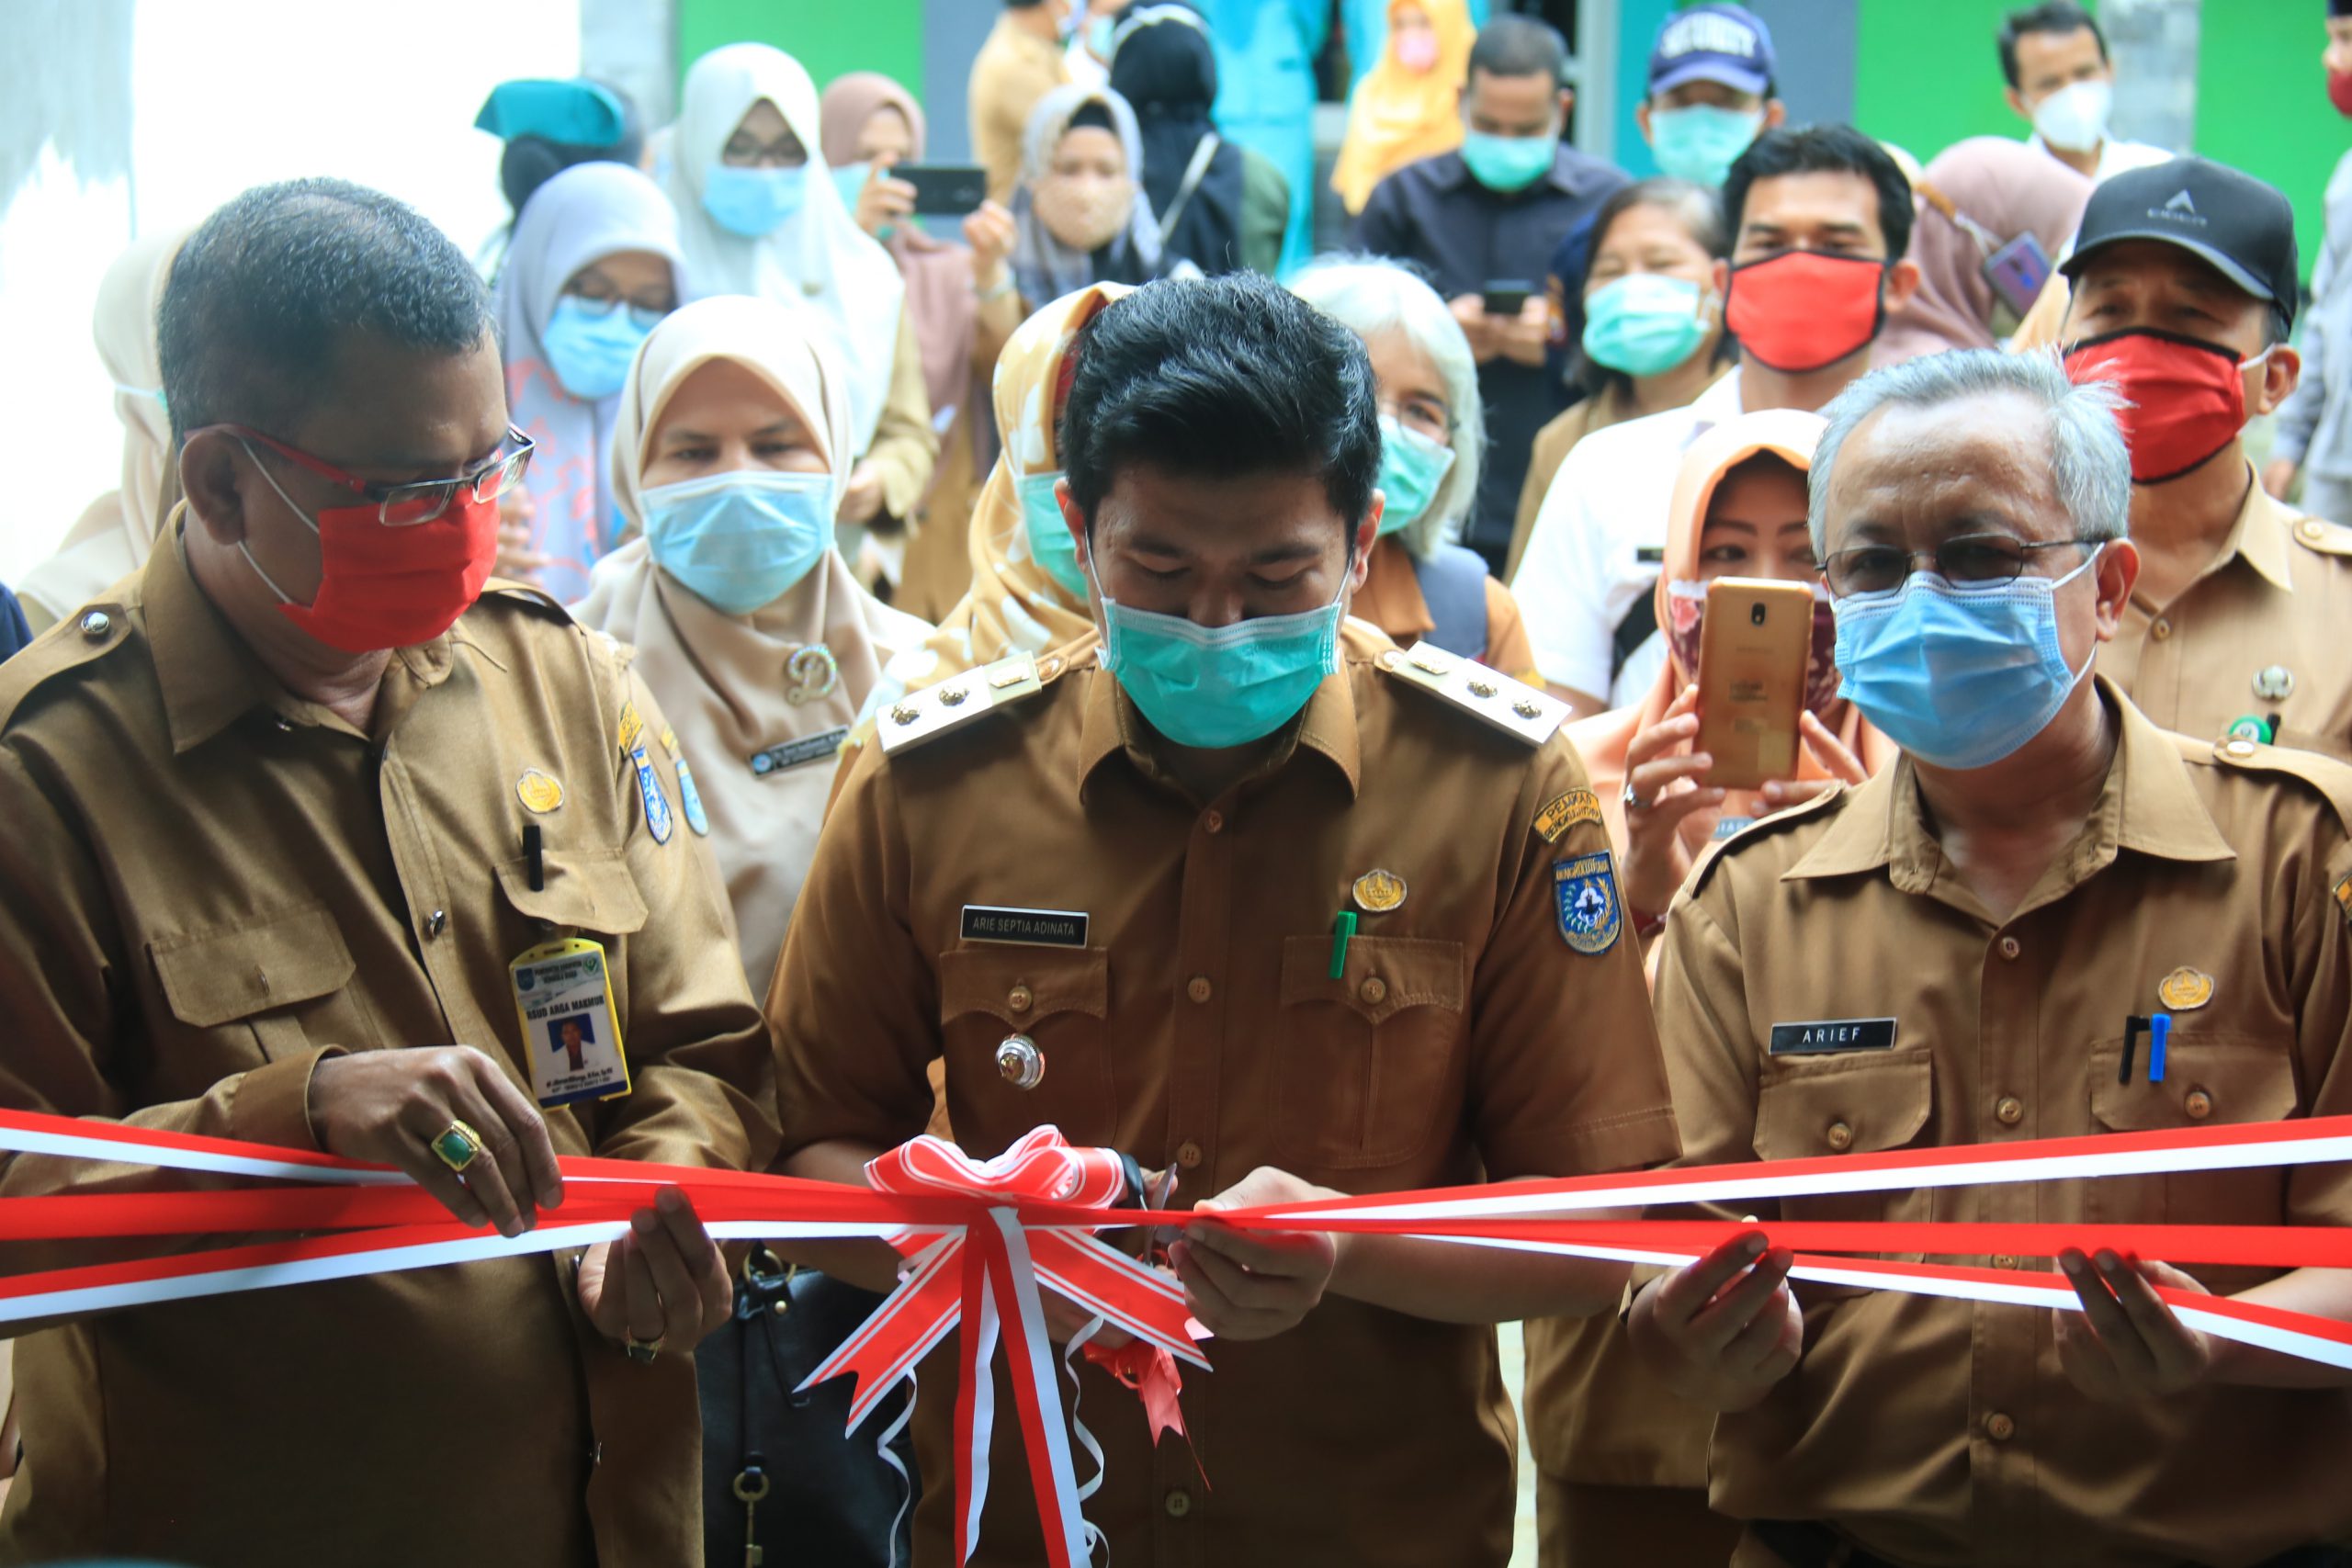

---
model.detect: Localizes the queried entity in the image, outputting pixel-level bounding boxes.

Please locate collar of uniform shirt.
[2220,466,2298,593]
[1780,679,2235,890]
[1074,659,1363,801]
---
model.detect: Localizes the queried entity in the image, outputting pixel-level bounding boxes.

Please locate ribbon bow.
[801,1128,1209,1566]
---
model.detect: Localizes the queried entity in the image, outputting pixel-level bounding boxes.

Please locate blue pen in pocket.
[2148,1012,2171,1084]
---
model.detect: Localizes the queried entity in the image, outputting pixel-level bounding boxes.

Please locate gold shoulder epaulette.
[2289,512,2352,558]
[876,651,1049,756]
[1376,640,1568,748]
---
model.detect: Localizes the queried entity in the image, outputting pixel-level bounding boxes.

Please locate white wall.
[0,0,583,585]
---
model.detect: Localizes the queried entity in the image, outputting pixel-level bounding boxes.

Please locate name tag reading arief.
[960,905,1090,947]
[1768,1017,1899,1055]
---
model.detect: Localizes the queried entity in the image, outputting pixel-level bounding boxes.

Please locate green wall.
[2195,5,2337,287]
[1853,0,2045,172]
[677,0,927,108]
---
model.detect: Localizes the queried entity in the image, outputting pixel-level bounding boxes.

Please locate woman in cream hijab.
[662,42,935,539]
[1329,0,1478,214]
[854,281,1130,749]
[19,227,189,632]
[574,294,932,994]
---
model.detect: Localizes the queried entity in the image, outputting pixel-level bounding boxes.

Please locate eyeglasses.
[1822,534,2102,598]
[564,290,671,333]
[205,423,535,525]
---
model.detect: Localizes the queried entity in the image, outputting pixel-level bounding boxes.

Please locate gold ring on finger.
[430,1119,486,1174]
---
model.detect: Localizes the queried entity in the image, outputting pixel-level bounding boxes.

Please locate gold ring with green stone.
[431,1119,486,1174]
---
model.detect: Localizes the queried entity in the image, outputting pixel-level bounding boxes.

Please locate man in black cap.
[2059,154,2352,761]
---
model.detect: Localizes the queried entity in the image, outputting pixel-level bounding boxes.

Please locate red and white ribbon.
[0,1109,2349,1556]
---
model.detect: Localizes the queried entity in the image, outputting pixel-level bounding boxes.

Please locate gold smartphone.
[1694,577,1815,790]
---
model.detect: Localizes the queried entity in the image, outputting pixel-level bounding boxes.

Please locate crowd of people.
[5,1,2352,1565]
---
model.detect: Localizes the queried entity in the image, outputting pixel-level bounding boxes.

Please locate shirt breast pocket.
[1753,1053,1934,1228]
[938,946,1113,1148]
[493,847,650,942]
[2088,1033,2298,1289]
[148,903,368,1083]
[1276,934,1466,1172]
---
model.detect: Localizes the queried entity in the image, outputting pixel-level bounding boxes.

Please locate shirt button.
[1164,1488,1193,1518]
[1992,1255,2019,1270]
[1202,808,1225,834]
[2151,617,2173,642]
[1997,935,2021,961]
[590,1440,605,1464]
[1995,1095,2024,1126]
[424,909,447,938]
[2185,1088,2214,1120]
[1359,976,1388,1006]
[1008,985,1034,1014]
[1825,1121,1855,1153]
[1984,1412,2017,1443]
[1176,1140,1204,1169]
[78,609,111,639]
[1186,976,1213,1004]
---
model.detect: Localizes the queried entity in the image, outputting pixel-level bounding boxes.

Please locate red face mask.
[2328,68,2352,118]
[2063,328,2259,486]
[243,447,503,654]
[1724,251,1887,374]
[1665,581,1843,717]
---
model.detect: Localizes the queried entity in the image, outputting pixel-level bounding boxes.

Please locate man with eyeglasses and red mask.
[0,178,776,1565]
[2058,155,2352,761]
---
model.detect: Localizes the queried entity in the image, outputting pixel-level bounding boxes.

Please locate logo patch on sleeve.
[1553,853,1623,954]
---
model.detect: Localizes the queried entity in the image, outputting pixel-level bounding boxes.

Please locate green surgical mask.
[1017,469,1091,600]
[1100,588,1346,750]
[1374,415,1456,537]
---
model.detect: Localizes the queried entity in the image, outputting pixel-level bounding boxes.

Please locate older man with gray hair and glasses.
[1623,348,2352,1568]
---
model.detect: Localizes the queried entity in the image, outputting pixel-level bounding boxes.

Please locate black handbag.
[699,1248,918,1567]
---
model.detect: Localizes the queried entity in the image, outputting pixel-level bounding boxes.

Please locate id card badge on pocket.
[510,938,632,1109]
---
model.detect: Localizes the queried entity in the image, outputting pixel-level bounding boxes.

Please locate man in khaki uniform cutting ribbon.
[1630,348,2352,1568]
[770,275,1680,1567]
[0,178,776,1565]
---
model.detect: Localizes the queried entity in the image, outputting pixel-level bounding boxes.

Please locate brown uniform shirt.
[1653,681,2352,1568]
[0,531,777,1566]
[969,14,1071,209]
[773,622,1679,1568]
[2099,469,2352,761]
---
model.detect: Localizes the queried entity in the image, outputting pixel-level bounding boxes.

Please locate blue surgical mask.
[540,295,654,401]
[831,161,895,241]
[1085,15,1117,58]
[1832,548,2102,769]
[1581,274,1710,377]
[1459,130,1556,194]
[1017,470,1091,600]
[642,468,836,615]
[702,164,807,237]
[1648,104,1764,187]
[1375,415,1455,537]
[1100,589,1346,750]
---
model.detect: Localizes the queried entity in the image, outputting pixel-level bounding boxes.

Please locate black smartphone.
[1481,279,1534,317]
[893,164,989,218]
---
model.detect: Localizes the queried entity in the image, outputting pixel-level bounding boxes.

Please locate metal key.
[734,1462,772,1567]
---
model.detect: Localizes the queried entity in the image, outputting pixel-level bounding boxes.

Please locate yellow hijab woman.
[1331,0,1479,214]
[851,281,1131,751]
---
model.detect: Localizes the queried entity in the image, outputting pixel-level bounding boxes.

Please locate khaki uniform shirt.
[0,531,777,1567]
[773,622,1679,1568]
[2098,468,2352,761]
[1653,681,2352,1568]
[970,15,1071,209]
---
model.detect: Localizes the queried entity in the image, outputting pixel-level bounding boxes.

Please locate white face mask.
[2032,78,2112,153]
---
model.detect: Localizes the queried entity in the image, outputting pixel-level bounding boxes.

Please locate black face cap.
[2061,156,2300,331]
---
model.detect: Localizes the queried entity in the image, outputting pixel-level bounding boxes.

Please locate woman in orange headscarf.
[1330,0,1478,214]
[1568,408,1898,941]
[1523,408,1895,1568]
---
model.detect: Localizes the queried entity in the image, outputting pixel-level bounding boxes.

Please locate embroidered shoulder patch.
[1534,787,1601,843]
[1553,852,1623,955]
